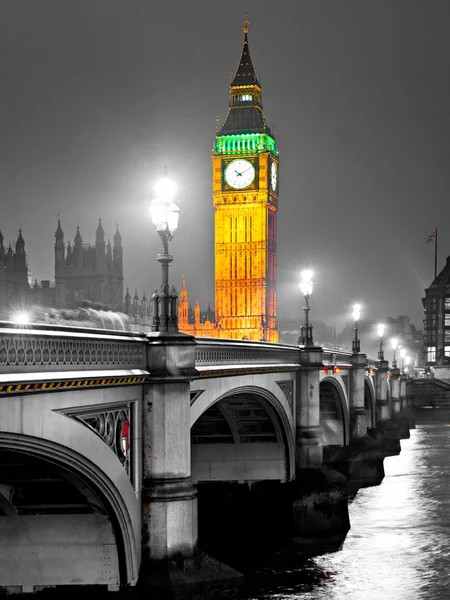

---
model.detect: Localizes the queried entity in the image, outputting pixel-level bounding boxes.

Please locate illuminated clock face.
[271,162,278,191]
[224,159,255,189]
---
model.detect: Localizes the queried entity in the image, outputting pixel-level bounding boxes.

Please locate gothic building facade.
[0,229,29,312]
[0,220,124,318]
[54,219,124,311]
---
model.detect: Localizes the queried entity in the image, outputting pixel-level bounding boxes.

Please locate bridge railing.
[0,322,148,375]
[194,339,382,372]
[322,348,380,371]
[194,338,300,368]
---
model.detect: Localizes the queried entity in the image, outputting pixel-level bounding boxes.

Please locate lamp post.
[352,303,361,353]
[298,269,314,346]
[150,176,180,333]
[391,338,398,369]
[377,323,385,360]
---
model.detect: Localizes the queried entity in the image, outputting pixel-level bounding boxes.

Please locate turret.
[178,276,189,327]
[73,226,83,269]
[15,229,26,271]
[194,298,201,327]
[95,217,106,258]
[133,288,139,317]
[141,293,148,318]
[124,287,131,315]
[113,225,123,265]
[54,219,65,275]
[74,226,82,248]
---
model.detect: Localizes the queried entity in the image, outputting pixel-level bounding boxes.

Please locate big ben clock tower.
[213,15,279,342]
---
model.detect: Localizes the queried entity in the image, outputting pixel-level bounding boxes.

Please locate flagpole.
[435,227,438,280]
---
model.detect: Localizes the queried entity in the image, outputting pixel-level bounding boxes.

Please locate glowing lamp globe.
[166,202,180,235]
[299,269,314,296]
[352,303,361,322]
[377,323,385,338]
[391,338,398,351]
[150,197,180,234]
[154,177,177,201]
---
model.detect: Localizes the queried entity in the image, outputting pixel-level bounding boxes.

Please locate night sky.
[1,0,450,332]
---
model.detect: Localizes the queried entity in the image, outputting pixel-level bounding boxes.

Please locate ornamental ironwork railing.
[194,338,300,369]
[0,322,147,374]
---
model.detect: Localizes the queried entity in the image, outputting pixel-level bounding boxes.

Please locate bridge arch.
[191,384,295,483]
[0,433,139,590]
[364,377,376,429]
[319,376,350,447]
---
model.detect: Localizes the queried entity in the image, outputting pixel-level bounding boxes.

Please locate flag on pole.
[427,232,437,243]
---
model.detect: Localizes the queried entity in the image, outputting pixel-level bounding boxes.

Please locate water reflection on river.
[244,423,450,600]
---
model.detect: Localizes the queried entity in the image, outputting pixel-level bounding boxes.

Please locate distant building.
[178,278,216,337]
[422,257,450,366]
[123,278,217,338]
[0,219,124,319]
[54,219,123,311]
[0,229,29,311]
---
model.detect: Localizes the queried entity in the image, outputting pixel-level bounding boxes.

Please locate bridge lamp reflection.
[149,174,180,333]
[11,310,31,326]
[352,303,362,353]
[298,269,314,346]
[391,338,399,369]
[377,323,386,360]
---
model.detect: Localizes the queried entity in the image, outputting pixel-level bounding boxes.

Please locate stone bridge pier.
[374,360,401,456]
[329,350,385,491]
[292,346,350,543]
[140,332,243,597]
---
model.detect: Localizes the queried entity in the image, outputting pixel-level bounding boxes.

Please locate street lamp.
[352,303,361,353]
[150,175,180,333]
[391,338,398,369]
[377,323,385,360]
[298,269,314,346]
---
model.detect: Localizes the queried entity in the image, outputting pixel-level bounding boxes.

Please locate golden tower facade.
[212,17,279,342]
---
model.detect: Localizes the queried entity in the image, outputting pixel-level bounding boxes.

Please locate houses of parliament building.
[0,219,124,318]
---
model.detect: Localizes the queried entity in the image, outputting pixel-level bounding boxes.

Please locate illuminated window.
[427,346,436,362]
[446,346,450,357]
[445,315,450,327]
[446,298,450,310]
[241,94,253,101]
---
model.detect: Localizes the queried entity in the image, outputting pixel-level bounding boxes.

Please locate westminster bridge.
[0,322,413,595]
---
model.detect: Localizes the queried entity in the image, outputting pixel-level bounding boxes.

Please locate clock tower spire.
[213,16,279,342]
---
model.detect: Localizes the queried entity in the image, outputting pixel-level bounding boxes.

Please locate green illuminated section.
[215,133,278,155]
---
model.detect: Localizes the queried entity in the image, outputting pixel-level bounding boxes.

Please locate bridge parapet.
[321,348,380,372]
[0,322,148,375]
[194,338,300,372]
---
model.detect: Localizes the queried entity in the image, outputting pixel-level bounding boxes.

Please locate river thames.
[241,420,450,600]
